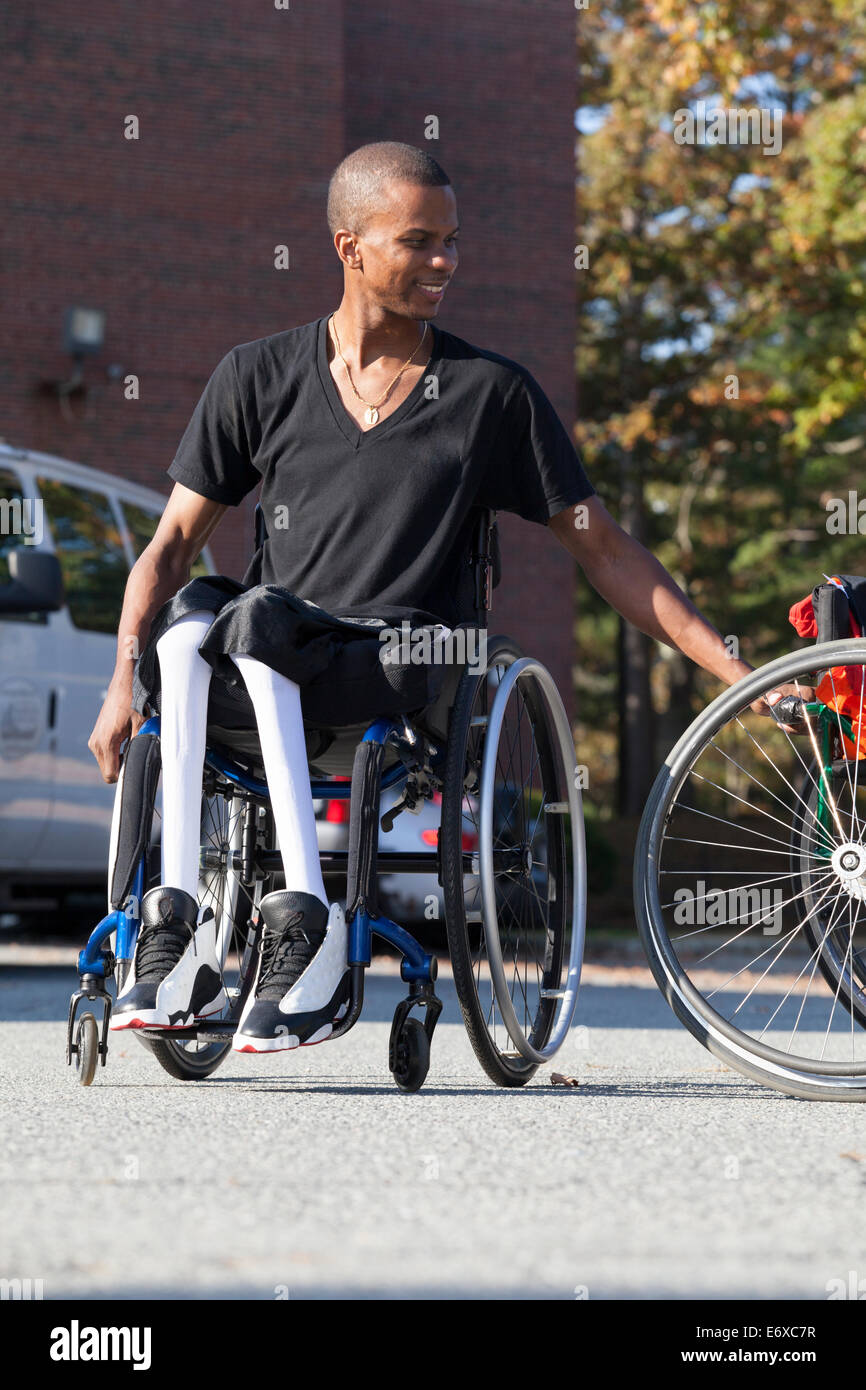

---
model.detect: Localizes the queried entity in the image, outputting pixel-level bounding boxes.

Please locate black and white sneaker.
[111,886,226,1031]
[232,890,349,1054]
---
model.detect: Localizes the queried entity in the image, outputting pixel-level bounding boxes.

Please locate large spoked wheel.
[635,639,866,1102]
[442,635,586,1087]
[113,757,273,1081]
[793,766,866,1031]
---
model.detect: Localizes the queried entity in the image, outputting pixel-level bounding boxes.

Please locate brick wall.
[344,1,580,716]
[1,0,345,570]
[2,0,578,716]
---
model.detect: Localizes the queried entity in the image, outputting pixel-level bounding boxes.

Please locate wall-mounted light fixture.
[62,306,106,361]
[41,306,108,421]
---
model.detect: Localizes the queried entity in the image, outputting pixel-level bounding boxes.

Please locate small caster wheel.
[392,1018,430,1093]
[74,1013,99,1087]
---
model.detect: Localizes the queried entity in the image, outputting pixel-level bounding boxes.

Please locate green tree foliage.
[576,0,866,814]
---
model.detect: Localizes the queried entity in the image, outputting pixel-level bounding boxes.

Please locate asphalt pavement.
[2,942,865,1300]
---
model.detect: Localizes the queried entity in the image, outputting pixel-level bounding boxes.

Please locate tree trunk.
[617,449,656,816]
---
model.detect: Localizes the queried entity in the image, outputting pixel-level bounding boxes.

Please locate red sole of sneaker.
[112,1020,194,1032]
[112,1008,225,1032]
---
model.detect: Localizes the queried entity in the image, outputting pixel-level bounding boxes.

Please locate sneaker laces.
[256,913,324,1001]
[136,902,197,981]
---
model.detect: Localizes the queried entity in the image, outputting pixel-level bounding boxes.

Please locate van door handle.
[47,689,57,729]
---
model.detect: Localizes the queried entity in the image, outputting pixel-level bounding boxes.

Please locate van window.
[0,468,47,624]
[121,499,209,578]
[37,478,127,633]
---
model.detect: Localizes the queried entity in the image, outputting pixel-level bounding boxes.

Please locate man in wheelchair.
[87,140,771,1055]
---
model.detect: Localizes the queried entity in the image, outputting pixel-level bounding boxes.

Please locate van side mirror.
[0,548,64,614]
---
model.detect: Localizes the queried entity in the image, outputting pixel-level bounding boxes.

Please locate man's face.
[345,180,459,320]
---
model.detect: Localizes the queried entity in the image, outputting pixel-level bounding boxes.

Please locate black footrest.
[136,1018,238,1041]
[195,1019,238,1039]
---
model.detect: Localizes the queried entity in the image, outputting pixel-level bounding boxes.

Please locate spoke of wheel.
[496,699,525,809]
[495,726,541,844]
[511,842,552,931]
[796,683,847,842]
[663,835,822,859]
[664,866,828,876]
[669,800,834,862]
[505,906,533,1028]
[731,715,840,852]
[472,907,497,1038]
[701,875,838,1003]
[667,868,837,938]
[760,882,852,1044]
[683,870,837,961]
[499,879,543,1024]
[723,878,842,1013]
[847,895,861,1060]
[708,733,839,850]
[690,768,836,852]
[754,684,847,828]
[664,869,821,915]
[819,894,861,1062]
[492,694,544,1040]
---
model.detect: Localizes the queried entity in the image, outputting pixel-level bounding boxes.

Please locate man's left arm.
[549,496,751,685]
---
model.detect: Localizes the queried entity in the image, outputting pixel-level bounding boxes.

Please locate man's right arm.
[88,483,228,782]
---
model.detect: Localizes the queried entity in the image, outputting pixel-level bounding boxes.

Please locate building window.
[0,468,47,624]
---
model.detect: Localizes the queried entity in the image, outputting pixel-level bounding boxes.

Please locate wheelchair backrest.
[789,575,866,644]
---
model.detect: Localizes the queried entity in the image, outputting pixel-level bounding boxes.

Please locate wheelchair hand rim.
[479,656,586,1064]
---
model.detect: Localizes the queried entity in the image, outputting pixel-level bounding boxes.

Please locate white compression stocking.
[229,653,328,908]
[156,609,217,899]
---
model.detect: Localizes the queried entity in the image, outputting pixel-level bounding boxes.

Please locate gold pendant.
[364,405,379,426]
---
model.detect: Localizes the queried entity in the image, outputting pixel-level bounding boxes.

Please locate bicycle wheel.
[635,639,866,1101]
[442,636,586,1087]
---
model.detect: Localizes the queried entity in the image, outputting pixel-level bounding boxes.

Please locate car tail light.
[325,776,351,823]
[419,823,475,849]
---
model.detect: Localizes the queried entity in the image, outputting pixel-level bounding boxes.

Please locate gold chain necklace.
[329,314,428,426]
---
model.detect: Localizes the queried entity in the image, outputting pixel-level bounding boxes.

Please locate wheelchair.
[67,506,587,1092]
[634,577,866,1102]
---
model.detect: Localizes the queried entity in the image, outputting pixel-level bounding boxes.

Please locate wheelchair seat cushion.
[132,575,451,729]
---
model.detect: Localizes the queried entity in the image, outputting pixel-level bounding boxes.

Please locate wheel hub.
[491,842,534,877]
[831,841,866,901]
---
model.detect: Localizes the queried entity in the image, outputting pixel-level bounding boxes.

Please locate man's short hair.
[326,141,452,238]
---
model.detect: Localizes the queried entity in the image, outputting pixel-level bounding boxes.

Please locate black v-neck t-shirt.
[166,315,596,628]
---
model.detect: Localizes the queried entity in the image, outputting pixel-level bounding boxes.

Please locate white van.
[0,442,216,917]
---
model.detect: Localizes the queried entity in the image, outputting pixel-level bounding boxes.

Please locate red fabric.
[788,594,817,637]
[816,666,866,759]
[788,578,862,638]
